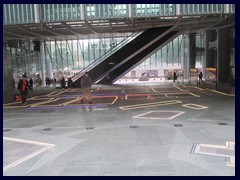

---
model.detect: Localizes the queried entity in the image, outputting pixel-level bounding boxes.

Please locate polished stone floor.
[3,83,235,176]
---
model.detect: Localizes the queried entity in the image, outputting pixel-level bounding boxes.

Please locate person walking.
[80,72,93,104]
[67,77,73,89]
[198,71,204,85]
[173,72,177,82]
[29,77,33,90]
[17,75,30,106]
[61,76,66,90]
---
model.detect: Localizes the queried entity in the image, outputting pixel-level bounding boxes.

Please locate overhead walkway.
[3,4,235,40]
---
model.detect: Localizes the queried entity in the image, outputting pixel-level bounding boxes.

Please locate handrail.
[72,31,143,82]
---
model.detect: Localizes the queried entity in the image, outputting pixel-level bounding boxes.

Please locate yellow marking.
[173,84,188,91]
[64,96,117,106]
[194,86,205,91]
[209,89,235,96]
[133,111,185,120]
[120,100,181,108]
[55,91,64,96]
[182,103,208,110]
[30,97,53,100]
[63,97,81,106]
[3,137,55,172]
[3,97,35,106]
[188,92,201,97]
[165,92,189,95]
[46,92,55,96]
[179,84,187,87]
[119,100,182,110]
[151,88,158,92]
[111,96,118,104]
[28,98,56,107]
[31,98,60,107]
[3,97,55,108]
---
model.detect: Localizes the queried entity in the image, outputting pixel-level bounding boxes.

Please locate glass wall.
[132,4,175,17]
[137,34,189,68]
[4,31,210,84]
[180,4,223,15]
[41,32,131,77]
[3,4,35,24]
[3,46,41,87]
[4,4,235,25]
[41,4,81,22]
[85,4,128,19]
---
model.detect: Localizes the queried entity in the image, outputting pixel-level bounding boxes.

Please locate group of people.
[172,71,204,85]
[17,72,93,106]
[17,70,205,106]
[46,77,56,87]
[60,77,73,90]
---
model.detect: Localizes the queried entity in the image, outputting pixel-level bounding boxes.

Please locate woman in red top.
[17,75,30,105]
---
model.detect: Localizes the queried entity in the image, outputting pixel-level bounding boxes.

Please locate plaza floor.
[3,83,235,176]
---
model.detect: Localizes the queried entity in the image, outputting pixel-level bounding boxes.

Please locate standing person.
[17,75,30,106]
[80,72,92,104]
[67,77,73,89]
[173,72,177,82]
[199,71,204,85]
[29,78,33,90]
[61,76,66,90]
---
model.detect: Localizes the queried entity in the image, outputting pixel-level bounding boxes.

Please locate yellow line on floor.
[111,96,118,104]
[194,86,205,91]
[173,84,188,91]
[188,92,201,97]
[208,89,235,96]
[119,100,182,110]
[151,88,158,92]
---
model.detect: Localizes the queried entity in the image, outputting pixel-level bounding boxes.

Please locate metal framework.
[3,4,235,41]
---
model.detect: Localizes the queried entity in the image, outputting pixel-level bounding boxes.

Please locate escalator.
[73,26,173,87]
[98,31,180,84]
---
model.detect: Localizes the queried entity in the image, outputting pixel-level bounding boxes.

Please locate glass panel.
[199,4,202,13]
[202,4,206,13]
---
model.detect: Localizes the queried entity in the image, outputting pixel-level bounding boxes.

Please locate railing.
[72,31,143,82]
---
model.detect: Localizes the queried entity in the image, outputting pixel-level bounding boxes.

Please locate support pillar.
[182,35,189,80]
[205,30,217,68]
[217,28,231,93]
[189,33,196,69]
[40,42,46,86]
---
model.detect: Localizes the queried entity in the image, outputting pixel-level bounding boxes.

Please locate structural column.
[205,30,217,68]
[182,35,189,80]
[217,28,231,93]
[3,48,14,91]
[40,42,46,86]
[189,33,196,69]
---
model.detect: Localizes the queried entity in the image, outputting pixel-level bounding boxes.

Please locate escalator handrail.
[72,31,143,82]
